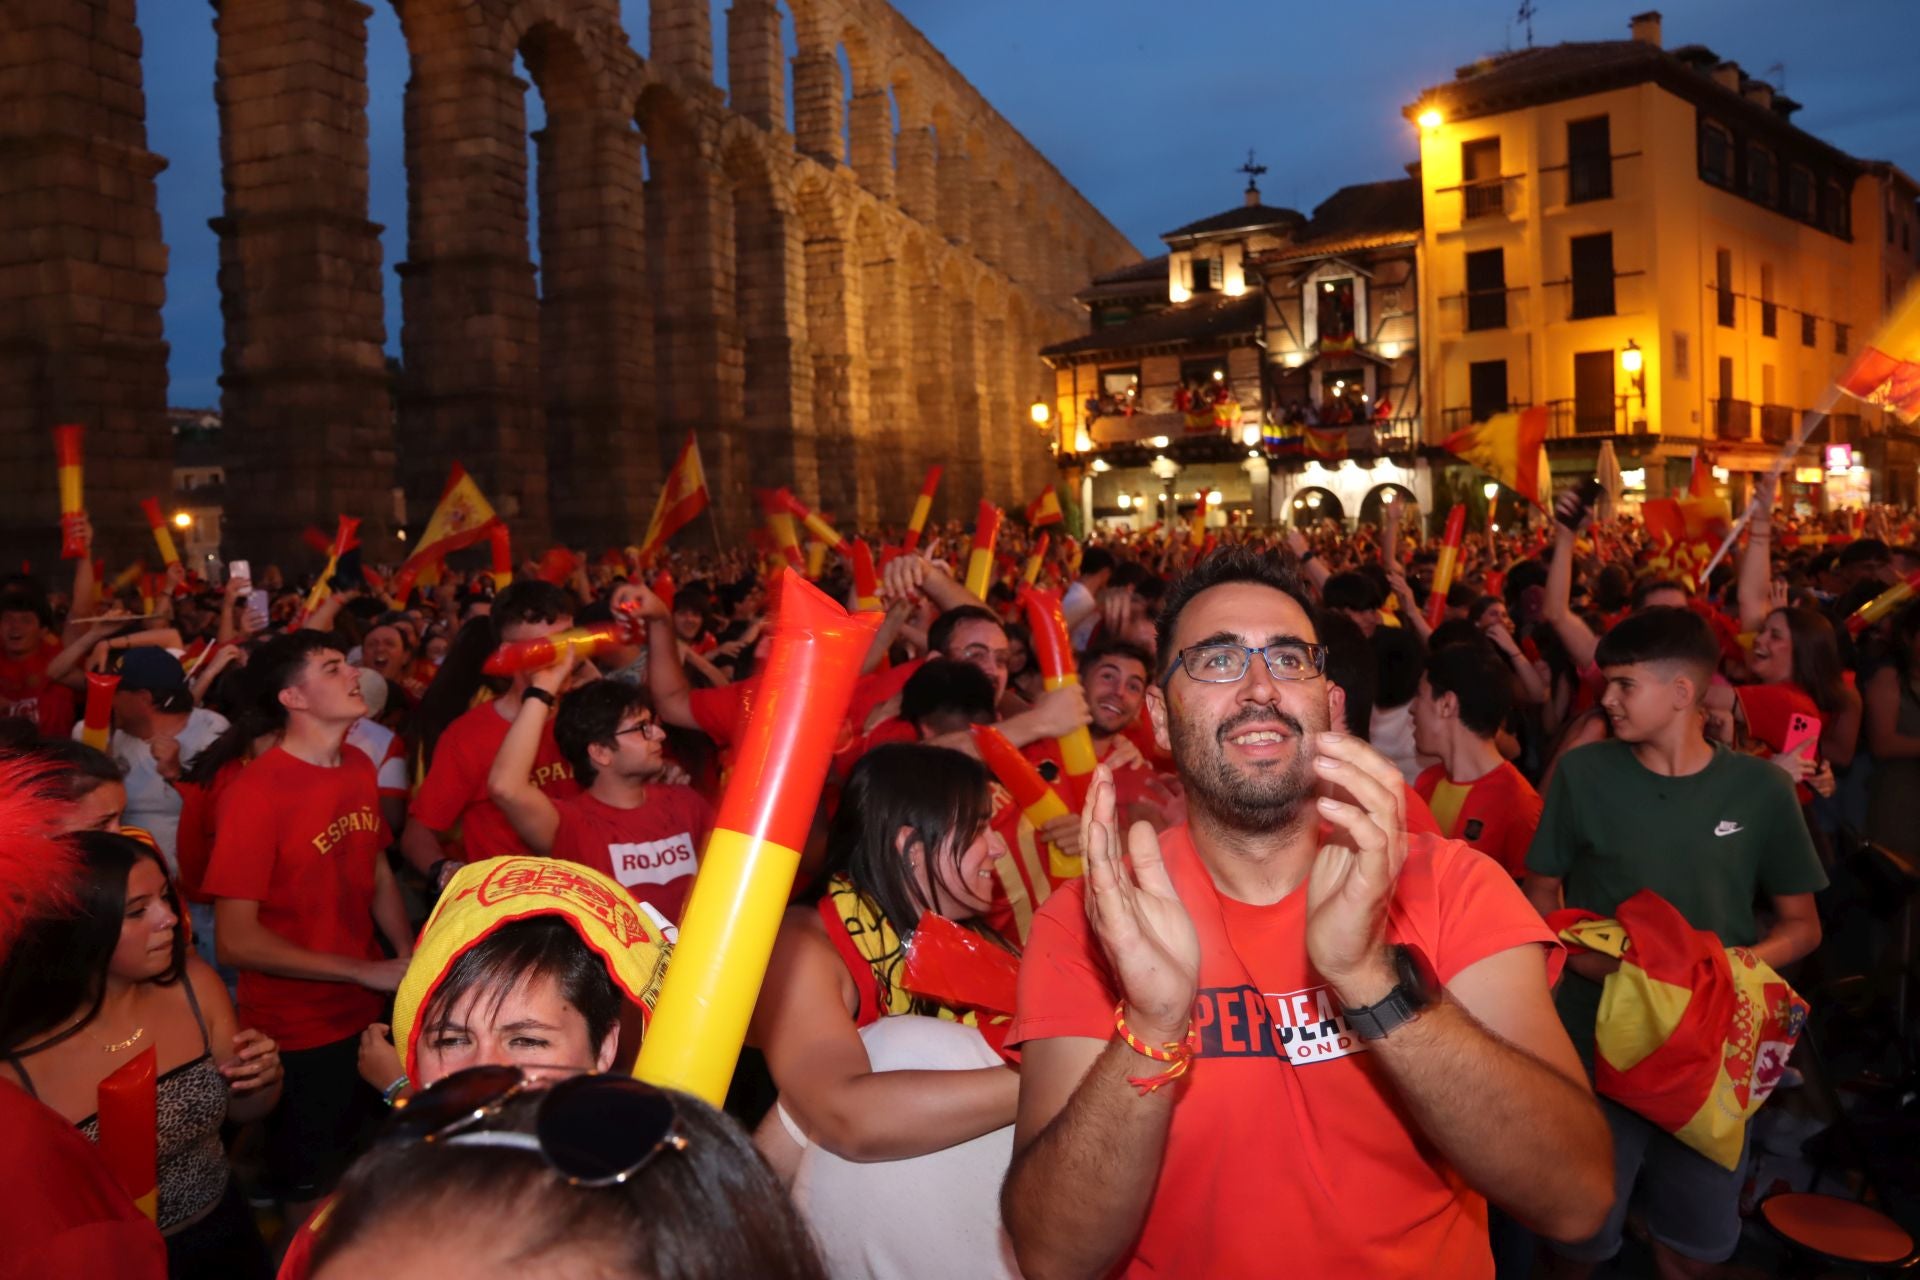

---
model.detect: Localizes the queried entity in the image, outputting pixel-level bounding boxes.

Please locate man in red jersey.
[1412,640,1543,879]
[403,581,582,891]
[204,631,412,1226]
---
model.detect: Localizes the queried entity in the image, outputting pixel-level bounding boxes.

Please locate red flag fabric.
[1026,486,1063,527]
[637,433,710,559]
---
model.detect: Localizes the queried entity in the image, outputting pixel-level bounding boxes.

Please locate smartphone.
[1554,478,1604,531]
[228,559,251,583]
[1781,712,1821,761]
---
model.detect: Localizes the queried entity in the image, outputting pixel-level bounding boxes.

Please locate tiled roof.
[1254,179,1421,263]
[1162,202,1305,244]
[1040,293,1262,360]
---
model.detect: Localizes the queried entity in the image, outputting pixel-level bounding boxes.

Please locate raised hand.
[1305,733,1409,1003]
[1081,766,1199,1040]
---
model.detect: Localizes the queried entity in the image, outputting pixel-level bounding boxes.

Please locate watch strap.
[522,686,557,707]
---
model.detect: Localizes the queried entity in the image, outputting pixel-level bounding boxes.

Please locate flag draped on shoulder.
[1441,405,1550,506]
[393,465,501,597]
[638,433,710,560]
[1839,279,1920,423]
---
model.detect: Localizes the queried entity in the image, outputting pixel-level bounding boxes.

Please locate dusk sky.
[142,0,1920,407]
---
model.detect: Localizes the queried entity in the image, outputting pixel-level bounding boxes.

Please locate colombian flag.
[1839,279,1920,422]
[1026,486,1064,528]
[394,464,501,596]
[637,433,710,560]
[1441,405,1550,507]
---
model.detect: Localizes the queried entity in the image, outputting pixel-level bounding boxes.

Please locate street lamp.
[1241,424,1261,447]
[1417,107,1444,131]
[1150,435,1170,449]
[1030,399,1051,428]
[1482,481,1500,501]
[1621,340,1646,407]
[172,511,193,530]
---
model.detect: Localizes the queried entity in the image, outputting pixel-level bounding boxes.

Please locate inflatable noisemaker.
[137,498,181,568]
[482,619,635,677]
[1189,489,1210,544]
[54,424,88,559]
[851,538,881,611]
[902,912,1020,1022]
[1023,532,1050,585]
[650,569,675,612]
[1846,569,1920,636]
[903,465,943,552]
[806,537,829,580]
[965,501,1003,599]
[779,490,848,553]
[489,523,513,590]
[971,723,1071,829]
[634,569,880,1104]
[755,489,804,569]
[1425,505,1467,630]
[1017,584,1098,804]
[97,1044,159,1220]
[81,672,119,751]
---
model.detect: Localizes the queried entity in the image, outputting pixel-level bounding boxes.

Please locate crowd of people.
[0,474,1911,1279]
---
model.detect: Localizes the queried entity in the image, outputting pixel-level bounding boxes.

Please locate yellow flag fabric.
[394,464,501,594]
[1441,405,1549,504]
[638,433,711,558]
[393,856,672,1079]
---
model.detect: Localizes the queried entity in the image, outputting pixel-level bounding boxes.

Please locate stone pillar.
[213,0,397,560]
[971,173,1003,269]
[736,177,815,506]
[726,0,783,131]
[858,238,907,523]
[981,311,1013,503]
[937,144,971,246]
[651,0,713,85]
[895,125,936,222]
[804,231,864,520]
[909,265,953,521]
[948,292,984,510]
[0,0,171,568]
[848,90,894,202]
[398,53,549,544]
[536,111,656,549]
[791,50,842,164]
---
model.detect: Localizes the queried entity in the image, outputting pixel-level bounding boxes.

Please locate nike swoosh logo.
[1714,821,1744,837]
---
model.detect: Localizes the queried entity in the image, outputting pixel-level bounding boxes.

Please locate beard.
[1170,701,1325,834]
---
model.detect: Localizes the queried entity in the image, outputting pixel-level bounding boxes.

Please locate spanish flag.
[637,433,710,560]
[393,465,501,597]
[1839,279,1920,423]
[1441,405,1550,507]
[1303,424,1348,460]
[1026,485,1063,528]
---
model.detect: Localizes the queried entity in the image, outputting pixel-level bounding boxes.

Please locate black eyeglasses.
[614,716,662,739]
[386,1065,686,1187]
[1161,641,1328,688]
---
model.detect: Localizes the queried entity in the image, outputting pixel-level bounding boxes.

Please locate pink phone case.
[1782,712,1821,759]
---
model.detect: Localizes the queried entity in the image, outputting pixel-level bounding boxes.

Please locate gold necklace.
[102,1026,146,1054]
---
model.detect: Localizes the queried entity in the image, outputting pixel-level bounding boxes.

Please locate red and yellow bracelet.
[1115,1002,1198,1095]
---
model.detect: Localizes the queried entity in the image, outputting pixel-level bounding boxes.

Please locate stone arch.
[1359,483,1416,528]
[1289,486,1345,526]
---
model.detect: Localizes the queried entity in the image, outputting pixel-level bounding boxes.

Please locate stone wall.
[0,0,1138,565]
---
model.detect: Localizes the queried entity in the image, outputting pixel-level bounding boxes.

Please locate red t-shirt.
[411,700,579,861]
[174,757,247,905]
[200,747,389,1050]
[549,786,715,924]
[1415,760,1543,878]
[0,637,75,738]
[1011,826,1558,1278]
[1736,680,1820,802]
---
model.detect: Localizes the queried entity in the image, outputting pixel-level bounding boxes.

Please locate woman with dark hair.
[0,831,281,1278]
[404,615,505,776]
[1730,605,1862,793]
[749,743,1021,1279]
[308,1076,826,1280]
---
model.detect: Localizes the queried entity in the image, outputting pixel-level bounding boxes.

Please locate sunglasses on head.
[386,1064,686,1187]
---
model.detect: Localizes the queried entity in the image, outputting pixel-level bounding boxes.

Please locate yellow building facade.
[1410,11,1920,504]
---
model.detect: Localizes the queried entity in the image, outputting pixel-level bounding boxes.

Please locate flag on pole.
[393,465,501,598]
[1440,405,1550,506]
[1838,279,1920,422]
[637,433,710,560]
[1026,486,1063,527]
[296,515,360,627]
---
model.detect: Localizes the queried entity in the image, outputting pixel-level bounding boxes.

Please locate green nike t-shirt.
[1526,738,1827,1060]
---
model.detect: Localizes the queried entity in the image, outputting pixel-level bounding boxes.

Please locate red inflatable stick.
[779,491,848,554]
[970,723,1071,828]
[902,912,1020,1019]
[1846,569,1920,636]
[902,465,943,553]
[482,620,634,676]
[965,501,1003,599]
[97,1045,158,1220]
[850,538,881,611]
[81,672,118,751]
[138,498,181,568]
[1022,533,1050,585]
[1425,505,1468,630]
[1017,585,1097,803]
[54,424,87,559]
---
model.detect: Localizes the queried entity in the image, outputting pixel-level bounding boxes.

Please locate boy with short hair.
[1412,641,1540,878]
[1524,606,1826,1277]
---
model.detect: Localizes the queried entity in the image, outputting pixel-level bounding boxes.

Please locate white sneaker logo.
[1714,821,1744,837]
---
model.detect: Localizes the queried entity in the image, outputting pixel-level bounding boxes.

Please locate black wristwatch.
[1340,944,1439,1040]
[522,686,556,707]
[1300,549,1320,563]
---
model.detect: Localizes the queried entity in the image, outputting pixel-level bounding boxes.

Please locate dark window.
[1095,305,1135,329]
[1762,301,1777,337]
[1836,323,1850,355]
[1570,234,1616,319]
[1787,166,1815,221]
[1191,256,1219,294]
[1573,351,1616,434]
[1745,144,1777,205]
[1700,121,1733,188]
[1462,138,1503,219]
[1826,182,1851,238]
[1465,249,1507,330]
[1673,330,1691,380]
[1718,356,1734,402]
[1567,116,1611,202]
[1468,360,1509,422]
[1802,312,1817,347]
[1715,248,1735,327]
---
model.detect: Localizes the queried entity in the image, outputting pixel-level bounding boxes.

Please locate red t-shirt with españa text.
[411,700,579,861]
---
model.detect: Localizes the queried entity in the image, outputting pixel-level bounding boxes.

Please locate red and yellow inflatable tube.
[755,488,805,569]
[903,465,942,553]
[81,672,118,751]
[1018,584,1097,802]
[965,501,1002,599]
[1022,532,1049,585]
[970,723,1070,827]
[482,620,633,676]
[1846,569,1920,636]
[138,498,181,568]
[634,570,881,1104]
[851,538,881,611]
[1425,505,1467,630]
[97,1045,158,1220]
[780,490,848,554]
[54,424,87,559]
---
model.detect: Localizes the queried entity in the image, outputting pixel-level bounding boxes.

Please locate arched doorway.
[1288,486,1344,526]
[1358,482,1417,528]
